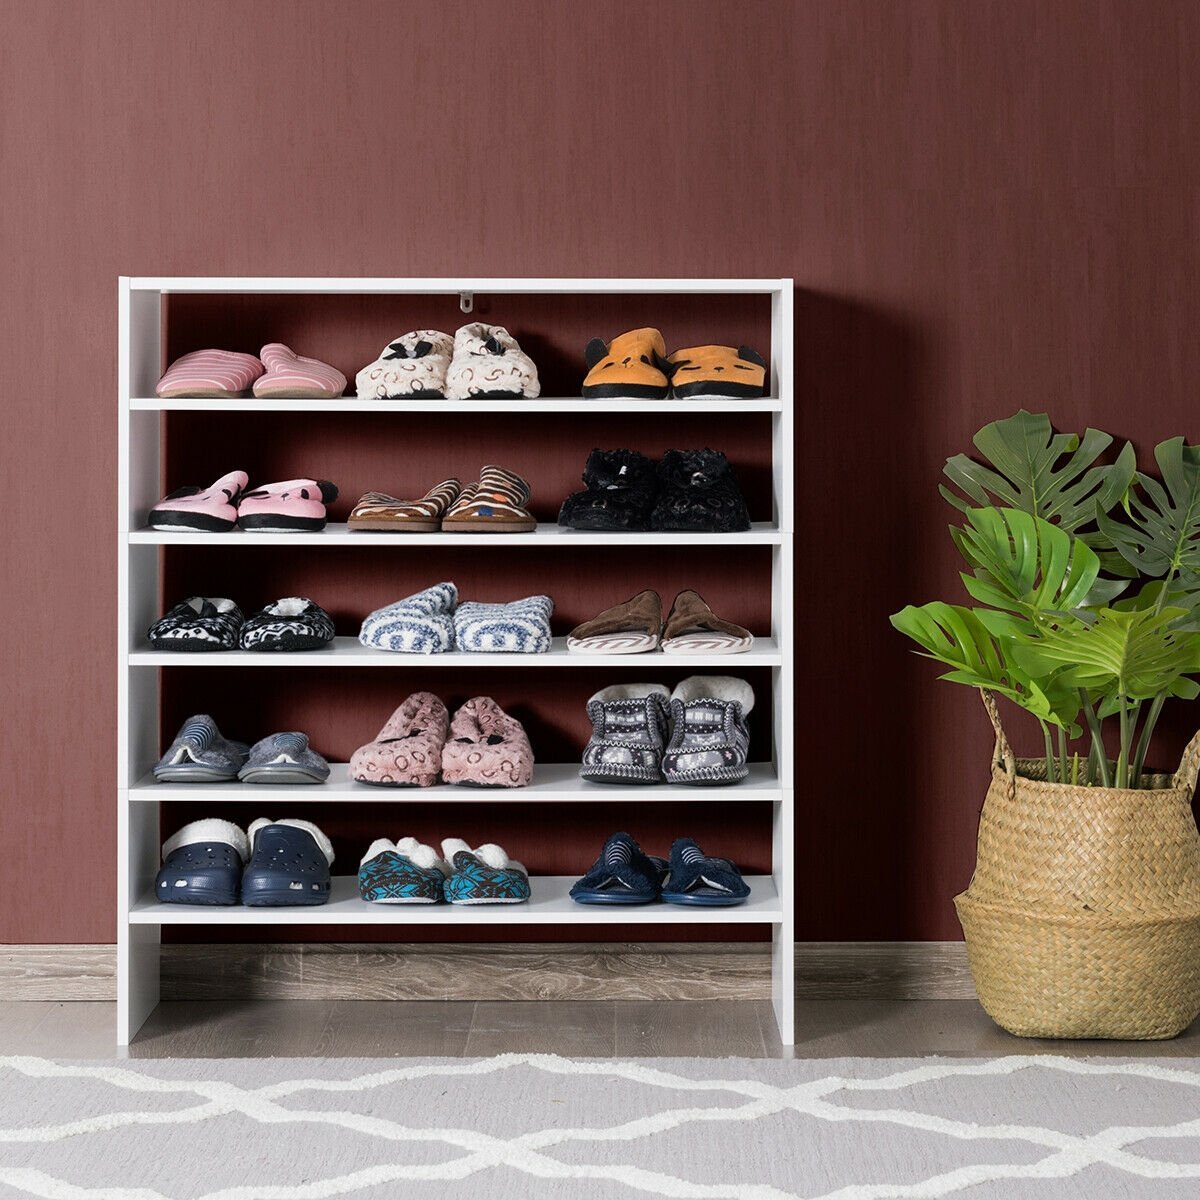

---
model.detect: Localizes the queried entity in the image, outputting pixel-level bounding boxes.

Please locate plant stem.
[1079,690,1111,787]
[1072,752,1080,786]
[1056,725,1068,783]
[1041,721,1057,783]
[1117,694,1131,789]
[1132,691,1168,787]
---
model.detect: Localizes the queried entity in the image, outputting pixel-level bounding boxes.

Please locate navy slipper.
[242,818,333,905]
[570,832,667,905]
[155,819,249,906]
[661,837,751,906]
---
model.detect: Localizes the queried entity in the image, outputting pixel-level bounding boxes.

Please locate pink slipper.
[441,697,534,788]
[149,470,248,532]
[237,479,339,532]
[350,693,450,787]
[156,351,263,399]
[252,344,347,399]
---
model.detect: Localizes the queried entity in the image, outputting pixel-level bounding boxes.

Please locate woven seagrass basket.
[954,691,1200,1039]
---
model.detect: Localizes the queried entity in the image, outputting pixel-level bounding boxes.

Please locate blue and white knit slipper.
[359,837,450,903]
[441,838,531,905]
[154,715,249,782]
[155,819,249,906]
[147,597,244,651]
[570,832,668,905]
[240,597,335,652]
[453,594,553,653]
[661,837,751,907]
[242,818,334,906]
[359,582,458,653]
[237,732,330,784]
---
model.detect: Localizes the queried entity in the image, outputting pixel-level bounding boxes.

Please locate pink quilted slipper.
[237,479,339,533]
[149,470,248,532]
[156,350,263,399]
[350,693,450,787]
[253,343,347,399]
[441,697,534,788]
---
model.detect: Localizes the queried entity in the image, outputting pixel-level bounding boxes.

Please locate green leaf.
[952,507,1125,625]
[890,602,1071,726]
[940,410,1135,537]
[1012,607,1200,701]
[1097,438,1200,593]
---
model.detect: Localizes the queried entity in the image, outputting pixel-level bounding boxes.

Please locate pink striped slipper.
[252,344,347,399]
[156,351,264,399]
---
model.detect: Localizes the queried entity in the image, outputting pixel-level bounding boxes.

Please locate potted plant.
[892,410,1200,1038]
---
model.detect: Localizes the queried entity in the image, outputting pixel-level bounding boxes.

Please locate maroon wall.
[3,0,1199,943]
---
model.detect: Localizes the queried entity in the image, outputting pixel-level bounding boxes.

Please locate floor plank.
[465,1001,617,1057]
[0,999,1192,1059]
[614,1000,769,1057]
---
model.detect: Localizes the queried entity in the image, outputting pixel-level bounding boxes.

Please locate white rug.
[0,1053,1197,1198]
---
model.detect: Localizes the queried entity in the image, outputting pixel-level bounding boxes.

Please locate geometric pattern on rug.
[0,1053,1199,1199]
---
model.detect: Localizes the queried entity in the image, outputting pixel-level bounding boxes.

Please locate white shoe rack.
[117,277,795,1046]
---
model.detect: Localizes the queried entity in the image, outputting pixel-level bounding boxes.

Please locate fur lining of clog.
[670,675,755,715]
[249,817,335,865]
[394,837,451,874]
[162,818,249,863]
[587,682,672,706]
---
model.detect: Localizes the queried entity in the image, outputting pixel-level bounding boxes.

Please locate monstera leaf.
[1098,438,1200,595]
[941,410,1135,542]
[890,602,1072,728]
[1012,607,1200,701]
[953,507,1126,634]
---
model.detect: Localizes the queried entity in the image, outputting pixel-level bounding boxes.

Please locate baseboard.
[0,941,974,1002]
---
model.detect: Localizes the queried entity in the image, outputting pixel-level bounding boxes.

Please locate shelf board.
[131,396,783,413]
[129,635,782,667]
[128,276,791,295]
[129,874,781,925]
[128,521,785,546]
[130,761,782,802]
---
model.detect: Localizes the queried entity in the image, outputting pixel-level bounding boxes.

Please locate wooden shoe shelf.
[117,276,795,1046]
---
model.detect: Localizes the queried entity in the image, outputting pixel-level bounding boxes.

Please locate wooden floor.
[0,1000,1196,1058]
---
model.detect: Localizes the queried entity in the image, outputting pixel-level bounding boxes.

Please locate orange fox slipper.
[582,328,674,399]
[668,345,767,400]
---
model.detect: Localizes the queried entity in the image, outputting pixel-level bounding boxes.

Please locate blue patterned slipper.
[453,595,553,653]
[359,582,457,653]
[237,732,330,784]
[242,818,333,906]
[441,839,531,905]
[661,837,751,906]
[155,819,249,906]
[570,832,667,905]
[154,715,249,782]
[359,837,450,903]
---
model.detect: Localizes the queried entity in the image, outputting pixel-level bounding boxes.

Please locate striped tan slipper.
[348,479,462,531]
[441,466,536,533]
[567,589,662,654]
[661,590,753,655]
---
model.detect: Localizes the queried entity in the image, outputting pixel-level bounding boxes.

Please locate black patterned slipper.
[239,598,335,652]
[147,597,244,651]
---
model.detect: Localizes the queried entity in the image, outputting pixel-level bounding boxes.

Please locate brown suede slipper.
[567,589,662,654]
[661,589,753,655]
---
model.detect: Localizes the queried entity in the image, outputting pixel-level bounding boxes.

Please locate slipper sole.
[662,766,750,786]
[236,767,328,785]
[567,633,659,654]
[237,514,328,532]
[153,765,240,782]
[570,891,659,905]
[348,518,443,531]
[580,767,663,785]
[661,633,753,655]
[442,519,537,532]
[661,892,749,906]
[149,512,236,533]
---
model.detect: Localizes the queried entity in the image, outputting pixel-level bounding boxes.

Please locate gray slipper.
[237,732,330,785]
[154,715,249,783]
